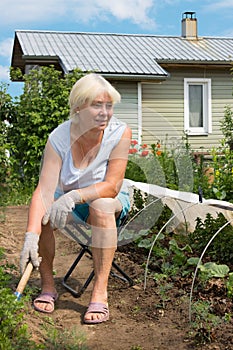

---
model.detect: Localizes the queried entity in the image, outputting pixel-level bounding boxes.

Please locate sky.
[1,0,233,98]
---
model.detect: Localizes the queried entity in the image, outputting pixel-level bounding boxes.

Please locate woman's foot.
[33,291,58,313]
[84,302,109,324]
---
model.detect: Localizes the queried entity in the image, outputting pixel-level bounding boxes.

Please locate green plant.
[0,249,43,350]
[196,262,230,286]
[153,272,173,308]
[220,105,233,150]
[7,66,85,192]
[0,82,15,188]
[188,213,233,265]
[43,320,89,350]
[191,300,222,345]
[226,272,233,298]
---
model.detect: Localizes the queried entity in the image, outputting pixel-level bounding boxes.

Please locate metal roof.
[13,30,233,78]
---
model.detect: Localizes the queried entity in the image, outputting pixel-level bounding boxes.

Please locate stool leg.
[111,260,134,286]
[62,245,94,297]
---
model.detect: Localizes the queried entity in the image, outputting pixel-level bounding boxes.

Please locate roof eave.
[157,59,233,66]
[90,72,169,81]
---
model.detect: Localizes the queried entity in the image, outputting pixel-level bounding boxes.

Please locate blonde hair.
[69,73,121,119]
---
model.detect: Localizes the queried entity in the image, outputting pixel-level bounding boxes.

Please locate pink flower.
[129,148,138,154]
[131,140,138,146]
[141,150,149,157]
[141,144,147,149]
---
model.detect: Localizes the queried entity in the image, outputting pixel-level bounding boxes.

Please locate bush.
[7,66,85,190]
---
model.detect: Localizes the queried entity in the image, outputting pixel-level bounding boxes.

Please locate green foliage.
[0,249,43,350]
[198,262,229,281]
[226,272,233,298]
[0,248,89,350]
[210,145,233,202]
[42,318,88,350]
[126,137,193,192]
[0,83,16,186]
[7,66,84,190]
[220,105,233,148]
[191,300,222,344]
[188,213,233,265]
[194,105,233,202]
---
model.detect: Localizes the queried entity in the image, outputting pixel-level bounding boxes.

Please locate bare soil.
[1,206,233,350]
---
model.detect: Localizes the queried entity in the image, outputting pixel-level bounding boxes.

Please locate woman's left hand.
[42,190,82,229]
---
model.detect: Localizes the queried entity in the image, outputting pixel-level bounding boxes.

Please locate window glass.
[189,85,203,127]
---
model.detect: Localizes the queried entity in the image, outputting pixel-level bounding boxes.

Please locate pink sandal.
[33,292,58,314]
[84,302,109,324]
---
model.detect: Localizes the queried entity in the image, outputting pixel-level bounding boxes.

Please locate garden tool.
[14,262,33,300]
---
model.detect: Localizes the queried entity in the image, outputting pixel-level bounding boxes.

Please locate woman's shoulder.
[50,119,71,137]
[48,119,71,155]
[108,116,127,131]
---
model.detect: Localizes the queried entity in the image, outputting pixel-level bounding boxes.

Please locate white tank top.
[49,116,127,193]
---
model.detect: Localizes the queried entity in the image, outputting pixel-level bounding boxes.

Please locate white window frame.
[184,78,212,135]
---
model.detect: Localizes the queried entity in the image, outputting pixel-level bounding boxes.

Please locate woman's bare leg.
[84,197,122,322]
[34,223,57,312]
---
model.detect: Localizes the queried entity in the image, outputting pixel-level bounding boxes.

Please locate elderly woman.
[20,73,132,324]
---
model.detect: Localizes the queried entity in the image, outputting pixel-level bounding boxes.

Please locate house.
[11,12,233,152]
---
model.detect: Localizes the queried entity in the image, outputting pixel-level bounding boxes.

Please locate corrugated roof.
[15,30,233,78]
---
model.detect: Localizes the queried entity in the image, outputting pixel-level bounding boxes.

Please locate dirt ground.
[1,205,233,350]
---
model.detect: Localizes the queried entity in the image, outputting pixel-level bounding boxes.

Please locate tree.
[8,66,84,188]
[0,83,15,185]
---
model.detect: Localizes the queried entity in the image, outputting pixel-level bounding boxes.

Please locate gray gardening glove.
[20,232,40,274]
[42,190,83,229]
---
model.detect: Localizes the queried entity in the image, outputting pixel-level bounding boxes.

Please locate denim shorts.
[54,190,130,227]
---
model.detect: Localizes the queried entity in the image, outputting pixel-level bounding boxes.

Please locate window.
[184,78,212,135]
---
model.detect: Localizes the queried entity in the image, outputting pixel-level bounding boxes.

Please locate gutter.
[90,73,170,81]
[157,59,233,66]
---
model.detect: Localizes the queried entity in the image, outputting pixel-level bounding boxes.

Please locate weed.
[0,249,43,350]
[43,319,89,350]
[191,300,222,344]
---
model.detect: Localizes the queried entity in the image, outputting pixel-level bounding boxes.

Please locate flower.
[131,140,138,146]
[129,139,149,157]
[141,150,149,157]
[129,148,137,154]
[156,150,162,156]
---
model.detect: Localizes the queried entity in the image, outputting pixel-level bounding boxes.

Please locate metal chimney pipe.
[182,12,198,39]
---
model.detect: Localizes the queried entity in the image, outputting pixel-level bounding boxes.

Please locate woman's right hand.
[20,232,41,274]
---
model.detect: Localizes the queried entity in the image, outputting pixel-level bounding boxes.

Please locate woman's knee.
[89,198,121,217]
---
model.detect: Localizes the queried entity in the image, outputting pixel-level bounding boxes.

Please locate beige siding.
[141,67,233,152]
[112,81,138,139]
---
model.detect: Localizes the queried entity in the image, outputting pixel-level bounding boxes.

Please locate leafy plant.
[197,262,229,285]
[188,213,233,266]
[43,320,88,350]
[226,272,233,298]
[191,300,222,345]
[0,249,43,350]
[220,105,233,150]
[7,66,85,192]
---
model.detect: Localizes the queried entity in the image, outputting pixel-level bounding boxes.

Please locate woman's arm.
[78,125,132,202]
[26,140,62,234]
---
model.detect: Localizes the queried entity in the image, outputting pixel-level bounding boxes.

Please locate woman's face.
[78,92,113,132]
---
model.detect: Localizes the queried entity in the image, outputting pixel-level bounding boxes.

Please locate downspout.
[137,82,142,145]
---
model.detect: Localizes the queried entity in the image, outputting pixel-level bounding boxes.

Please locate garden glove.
[42,190,83,229]
[20,232,40,274]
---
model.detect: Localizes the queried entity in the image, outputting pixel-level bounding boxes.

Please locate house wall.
[112,81,139,140]
[141,67,233,152]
